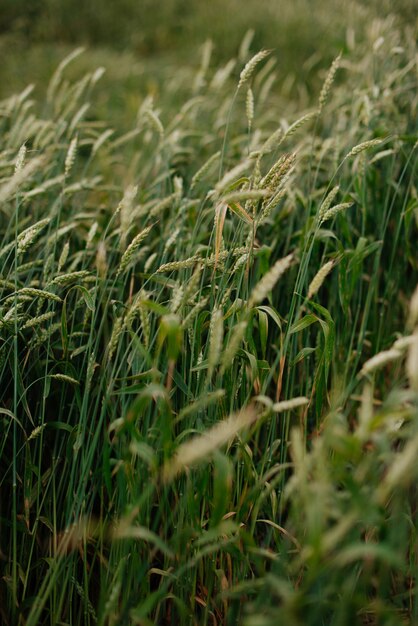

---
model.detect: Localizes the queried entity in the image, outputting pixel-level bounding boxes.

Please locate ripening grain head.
[238,50,271,90]
[308,261,334,299]
[360,349,402,376]
[249,254,293,307]
[162,405,257,482]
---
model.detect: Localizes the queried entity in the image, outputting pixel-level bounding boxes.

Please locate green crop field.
[0,1,417,624]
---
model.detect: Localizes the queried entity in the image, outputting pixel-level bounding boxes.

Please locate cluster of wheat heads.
[0,18,417,626]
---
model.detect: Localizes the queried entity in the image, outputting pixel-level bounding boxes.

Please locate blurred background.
[0,0,416,121]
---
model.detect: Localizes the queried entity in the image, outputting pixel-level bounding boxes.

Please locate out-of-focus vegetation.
[0,0,416,99]
[1,0,416,52]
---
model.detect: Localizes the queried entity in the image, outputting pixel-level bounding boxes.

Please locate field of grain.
[0,2,417,625]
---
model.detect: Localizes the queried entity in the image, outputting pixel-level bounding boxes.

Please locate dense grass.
[0,9,417,626]
[1,0,416,102]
